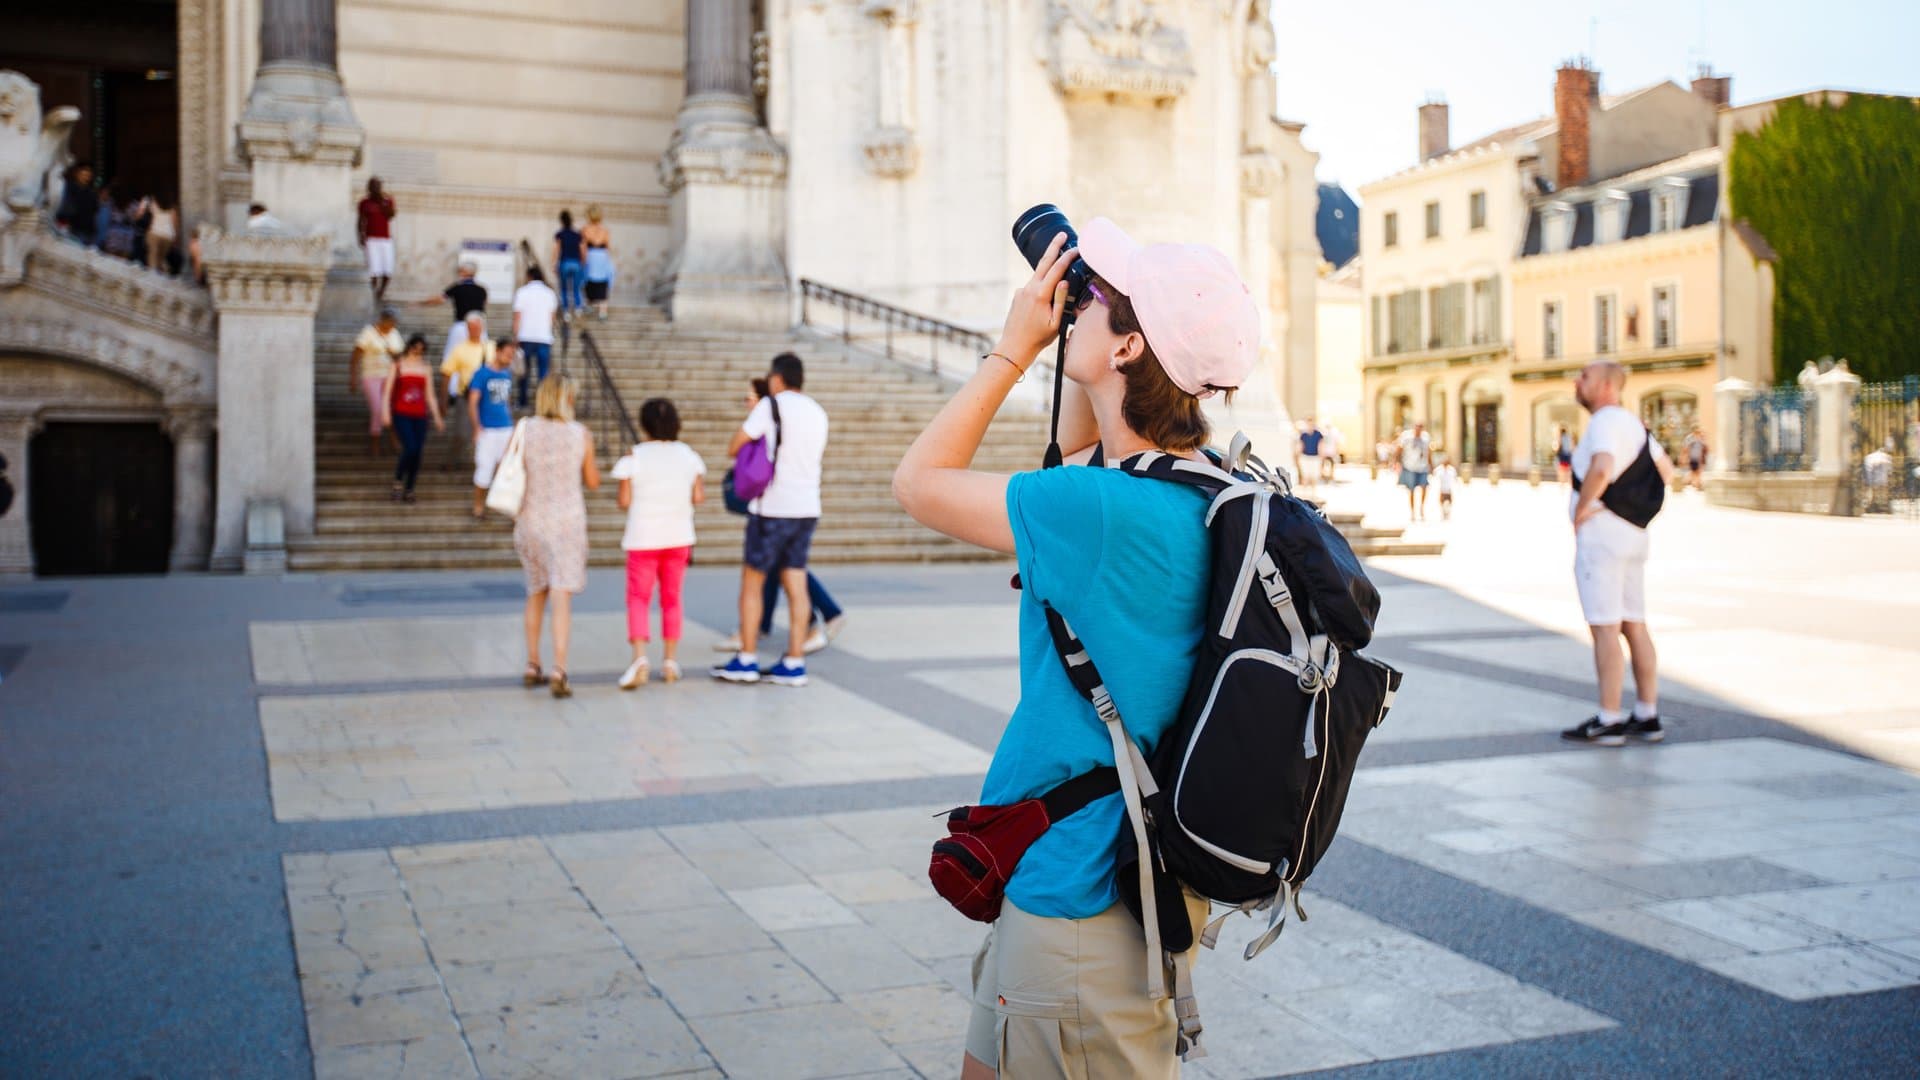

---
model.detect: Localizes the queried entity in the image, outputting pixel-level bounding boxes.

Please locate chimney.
[1418,99,1450,161]
[1691,66,1731,108]
[1554,59,1597,190]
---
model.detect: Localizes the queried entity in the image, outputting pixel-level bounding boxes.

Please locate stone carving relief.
[16,234,215,342]
[1239,1,1279,199]
[1045,0,1196,101]
[199,227,333,314]
[0,71,80,218]
[0,321,207,405]
[861,2,921,178]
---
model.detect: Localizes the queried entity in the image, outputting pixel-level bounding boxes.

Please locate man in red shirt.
[357,177,397,304]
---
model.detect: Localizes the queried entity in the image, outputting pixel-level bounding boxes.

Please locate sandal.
[549,669,571,699]
[661,659,682,684]
[618,657,649,690]
[523,662,547,687]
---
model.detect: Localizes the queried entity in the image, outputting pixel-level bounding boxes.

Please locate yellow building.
[1357,62,1778,471]
[1508,147,1730,467]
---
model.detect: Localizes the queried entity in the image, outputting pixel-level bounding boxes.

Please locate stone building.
[1357,61,1732,469]
[0,0,1321,575]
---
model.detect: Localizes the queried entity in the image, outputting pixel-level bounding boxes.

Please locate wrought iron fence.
[797,278,996,380]
[1850,375,1920,518]
[1737,385,1816,472]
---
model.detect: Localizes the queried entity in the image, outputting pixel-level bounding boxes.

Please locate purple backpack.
[728,395,782,503]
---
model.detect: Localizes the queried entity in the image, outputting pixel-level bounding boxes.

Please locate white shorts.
[473,426,514,488]
[1574,513,1649,625]
[364,237,395,276]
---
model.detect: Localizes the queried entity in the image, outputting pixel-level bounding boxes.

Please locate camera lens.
[1012,203,1091,306]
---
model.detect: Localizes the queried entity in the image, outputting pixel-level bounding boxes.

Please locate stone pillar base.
[237,63,365,256]
[655,122,790,330]
[202,227,331,570]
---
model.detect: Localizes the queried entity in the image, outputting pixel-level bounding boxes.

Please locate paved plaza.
[4,476,1919,1077]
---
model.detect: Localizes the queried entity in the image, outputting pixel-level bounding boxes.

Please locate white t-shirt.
[741,390,828,518]
[1434,464,1456,494]
[1569,404,1667,526]
[610,441,707,550]
[512,281,559,344]
[1398,431,1432,472]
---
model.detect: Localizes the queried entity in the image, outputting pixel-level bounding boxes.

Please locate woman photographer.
[894,220,1259,1078]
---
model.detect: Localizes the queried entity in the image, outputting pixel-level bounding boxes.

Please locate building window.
[1428,282,1467,349]
[1652,177,1691,234]
[1370,295,1384,357]
[1471,276,1499,345]
[1595,293,1617,355]
[1384,211,1399,248]
[1543,202,1574,254]
[1469,190,1487,231]
[1387,289,1421,354]
[1425,201,1441,239]
[1543,300,1562,359]
[1652,284,1675,349]
[1596,190,1629,245]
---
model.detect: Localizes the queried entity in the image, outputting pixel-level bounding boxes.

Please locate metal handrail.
[576,329,641,456]
[798,278,993,378]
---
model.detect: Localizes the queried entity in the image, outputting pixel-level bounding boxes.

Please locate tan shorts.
[964,892,1208,1078]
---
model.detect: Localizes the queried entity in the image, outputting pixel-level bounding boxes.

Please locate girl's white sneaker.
[618,657,649,690]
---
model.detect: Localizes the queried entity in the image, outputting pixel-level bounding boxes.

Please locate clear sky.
[1272,0,1920,197]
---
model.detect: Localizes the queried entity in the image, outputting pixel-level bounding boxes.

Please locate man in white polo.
[1562,360,1675,746]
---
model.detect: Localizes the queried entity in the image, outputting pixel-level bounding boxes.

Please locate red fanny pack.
[929,766,1119,922]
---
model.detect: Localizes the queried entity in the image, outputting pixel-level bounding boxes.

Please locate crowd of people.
[51,162,185,276]
[348,287,845,699]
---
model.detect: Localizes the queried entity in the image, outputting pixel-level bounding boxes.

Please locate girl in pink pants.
[612,398,707,688]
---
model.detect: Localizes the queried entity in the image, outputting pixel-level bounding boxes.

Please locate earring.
[1108,358,1121,372]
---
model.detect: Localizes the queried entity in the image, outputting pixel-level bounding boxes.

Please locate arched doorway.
[29,422,175,575]
[1376,388,1413,459]
[1460,377,1505,466]
[1639,388,1699,462]
[1533,394,1581,467]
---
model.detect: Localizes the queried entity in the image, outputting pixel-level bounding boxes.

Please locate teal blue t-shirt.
[988,464,1211,919]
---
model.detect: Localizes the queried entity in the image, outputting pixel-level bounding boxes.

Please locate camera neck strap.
[1042,316,1074,469]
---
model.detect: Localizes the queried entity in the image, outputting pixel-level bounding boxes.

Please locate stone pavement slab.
[1345,738,1920,1000]
[259,669,991,821]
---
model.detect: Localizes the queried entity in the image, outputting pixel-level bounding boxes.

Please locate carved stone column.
[861,2,920,178]
[236,0,365,257]
[166,406,216,571]
[655,0,791,329]
[201,227,331,571]
[0,408,37,576]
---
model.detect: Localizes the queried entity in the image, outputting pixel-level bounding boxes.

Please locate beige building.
[1358,62,1725,467]
[1313,258,1364,455]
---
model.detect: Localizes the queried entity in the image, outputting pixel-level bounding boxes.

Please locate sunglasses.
[1074,280,1112,316]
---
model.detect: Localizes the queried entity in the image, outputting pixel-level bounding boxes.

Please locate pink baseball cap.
[1077,217,1260,399]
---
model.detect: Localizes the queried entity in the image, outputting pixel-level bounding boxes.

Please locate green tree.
[1729,93,1920,383]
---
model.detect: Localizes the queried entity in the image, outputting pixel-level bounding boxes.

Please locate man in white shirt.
[512,267,559,407]
[1562,360,1676,747]
[713,353,829,687]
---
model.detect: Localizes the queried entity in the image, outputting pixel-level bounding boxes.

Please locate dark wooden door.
[1473,404,1500,465]
[28,422,174,575]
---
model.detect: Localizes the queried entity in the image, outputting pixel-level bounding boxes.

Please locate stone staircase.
[292,305,1435,572]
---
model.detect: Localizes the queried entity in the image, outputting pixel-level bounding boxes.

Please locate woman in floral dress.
[515,376,600,697]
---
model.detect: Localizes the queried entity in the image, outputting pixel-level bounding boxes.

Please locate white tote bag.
[485,419,529,517]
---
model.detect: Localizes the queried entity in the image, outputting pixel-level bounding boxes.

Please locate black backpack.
[1042,435,1403,1059]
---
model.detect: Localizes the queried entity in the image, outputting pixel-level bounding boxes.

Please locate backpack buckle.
[1090,685,1121,724]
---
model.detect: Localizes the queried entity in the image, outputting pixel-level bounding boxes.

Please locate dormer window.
[1652,177,1691,234]
[1542,202,1574,254]
[1596,190,1630,245]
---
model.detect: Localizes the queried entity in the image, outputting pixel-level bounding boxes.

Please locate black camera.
[1011,203,1092,311]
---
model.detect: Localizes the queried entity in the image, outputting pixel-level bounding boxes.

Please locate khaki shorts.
[964,892,1208,1078]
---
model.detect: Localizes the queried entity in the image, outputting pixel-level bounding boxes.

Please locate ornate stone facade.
[1044,0,1197,102]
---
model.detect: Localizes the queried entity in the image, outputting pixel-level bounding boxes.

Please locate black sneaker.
[1561,716,1627,746]
[1624,715,1664,742]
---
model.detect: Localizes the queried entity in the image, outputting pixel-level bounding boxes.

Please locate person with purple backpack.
[712,354,828,687]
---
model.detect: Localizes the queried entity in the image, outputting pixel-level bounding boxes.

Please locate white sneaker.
[823,614,848,643]
[618,657,649,690]
[802,628,829,655]
[713,634,743,653]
